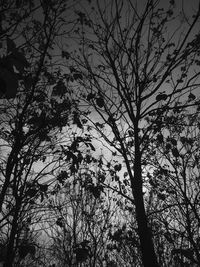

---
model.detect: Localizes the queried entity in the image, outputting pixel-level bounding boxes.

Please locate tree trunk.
[131,127,159,267]
[4,198,21,267]
[133,179,159,267]
[0,138,21,212]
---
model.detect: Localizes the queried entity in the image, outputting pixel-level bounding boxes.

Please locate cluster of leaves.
[0,38,29,98]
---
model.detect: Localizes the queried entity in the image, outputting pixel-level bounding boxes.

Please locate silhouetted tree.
[66,0,200,265]
[0,1,83,266]
[147,108,200,266]
[42,158,121,267]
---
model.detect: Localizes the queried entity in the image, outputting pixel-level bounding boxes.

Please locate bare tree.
[65,0,200,265]
[42,158,121,267]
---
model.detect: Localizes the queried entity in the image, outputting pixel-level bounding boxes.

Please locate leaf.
[128,129,134,137]
[85,154,92,163]
[95,122,104,128]
[170,138,177,146]
[180,136,188,144]
[73,72,83,80]
[19,245,29,259]
[76,11,86,25]
[157,134,163,143]
[69,66,76,73]
[97,64,105,70]
[26,188,37,198]
[92,187,101,198]
[52,80,67,96]
[27,244,36,256]
[112,229,123,242]
[172,148,179,157]
[7,38,16,53]
[167,9,173,17]
[114,175,119,181]
[164,232,173,243]
[165,143,171,150]
[74,240,91,263]
[19,244,36,259]
[39,184,48,192]
[9,50,29,72]
[0,66,18,99]
[88,44,94,49]
[96,97,104,108]
[157,193,166,201]
[188,93,196,101]
[123,172,128,178]
[73,111,83,128]
[88,185,103,198]
[156,93,168,101]
[87,92,95,101]
[75,247,89,262]
[98,173,105,182]
[56,218,64,228]
[57,170,68,184]
[62,50,70,59]
[114,164,122,172]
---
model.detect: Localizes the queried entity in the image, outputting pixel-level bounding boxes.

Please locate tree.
[67,0,200,265]
[41,156,121,267]
[146,108,200,266]
[0,1,83,266]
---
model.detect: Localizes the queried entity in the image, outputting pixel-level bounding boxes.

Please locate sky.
[1,0,200,197]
